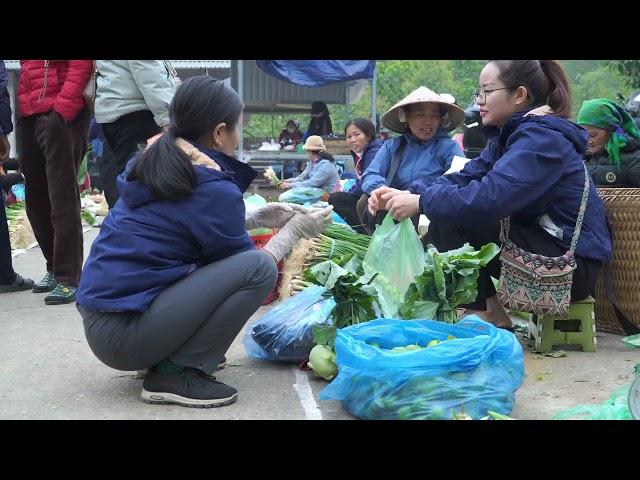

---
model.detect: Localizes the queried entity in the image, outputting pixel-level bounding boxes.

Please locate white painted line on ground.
[293,367,322,420]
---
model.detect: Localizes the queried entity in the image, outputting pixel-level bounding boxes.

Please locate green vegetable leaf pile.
[400,242,500,323]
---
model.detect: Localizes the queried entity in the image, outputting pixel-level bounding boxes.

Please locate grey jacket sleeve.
[128,60,176,127]
[290,160,336,189]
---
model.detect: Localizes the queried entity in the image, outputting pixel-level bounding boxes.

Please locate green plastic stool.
[528,297,597,353]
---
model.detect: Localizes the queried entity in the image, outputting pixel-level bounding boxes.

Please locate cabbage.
[308,344,338,381]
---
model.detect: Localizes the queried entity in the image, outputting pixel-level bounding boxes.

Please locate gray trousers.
[77,250,277,374]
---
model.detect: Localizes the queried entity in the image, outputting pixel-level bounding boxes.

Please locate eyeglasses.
[473,87,513,103]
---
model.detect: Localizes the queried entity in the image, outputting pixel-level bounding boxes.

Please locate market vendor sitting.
[279,135,342,202]
[278,119,303,150]
[356,86,465,233]
[577,99,640,187]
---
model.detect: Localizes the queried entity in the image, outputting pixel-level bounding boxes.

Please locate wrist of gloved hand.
[263,206,334,261]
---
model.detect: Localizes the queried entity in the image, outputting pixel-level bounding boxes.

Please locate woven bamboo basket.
[322,138,351,155]
[594,188,640,334]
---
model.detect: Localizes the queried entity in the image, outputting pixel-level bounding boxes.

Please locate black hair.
[307,101,333,136]
[127,77,243,200]
[317,151,335,163]
[490,60,572,118]
[344,117,376,141]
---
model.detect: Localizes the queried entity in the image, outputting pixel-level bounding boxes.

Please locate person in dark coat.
[577,99,640,187]
[0,59,34,294]
[328,118,383,232]
[369,60,612,331]
[77,77,333,408]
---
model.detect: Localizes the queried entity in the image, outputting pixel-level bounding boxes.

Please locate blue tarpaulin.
[256,61,375,87]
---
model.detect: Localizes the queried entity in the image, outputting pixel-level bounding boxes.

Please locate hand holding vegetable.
[245,202,315,230]
[387,193,420,221]
[264,206,334,261]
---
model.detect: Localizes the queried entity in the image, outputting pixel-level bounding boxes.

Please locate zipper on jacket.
[37,60,49,103]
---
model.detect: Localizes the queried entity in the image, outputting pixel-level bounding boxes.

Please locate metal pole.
[345,81,350,126]
[238,60,244,161]
[371,62,377,132]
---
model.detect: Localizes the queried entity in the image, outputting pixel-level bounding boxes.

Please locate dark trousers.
[428,219,602,310]
[0,190,15,283]
[328,191,367,234]
[78,250,278,374]
[100,110,161,208]
[18,109,90,286]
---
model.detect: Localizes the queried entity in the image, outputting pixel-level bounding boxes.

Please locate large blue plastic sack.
[244,285,336,363]
[278,187,325,205]
[319,316,525,420]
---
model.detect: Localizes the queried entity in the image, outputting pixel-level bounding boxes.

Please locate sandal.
[0,273,35,293]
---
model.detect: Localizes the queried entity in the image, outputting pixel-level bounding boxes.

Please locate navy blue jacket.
[348,138,384,198]
[411,112,612,262]
[0,60,13,136]
[77,142,257,312]
[361,130,463,194]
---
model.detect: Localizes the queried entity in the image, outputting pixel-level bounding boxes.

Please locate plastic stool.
[528,297,597,353]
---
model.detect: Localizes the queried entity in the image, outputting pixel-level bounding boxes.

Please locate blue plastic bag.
[278,187,325,204]
[319,316,525,420]
[244,285,336,363]
[11,183,25,202]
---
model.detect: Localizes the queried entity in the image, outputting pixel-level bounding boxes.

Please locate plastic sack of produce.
[319,316,525,420]
[244,285,336,363]
[552,383,634,420]
[363,214,426,318]
[278,187,325,205]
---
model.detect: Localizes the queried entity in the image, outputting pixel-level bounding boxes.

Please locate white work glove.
[263,206,334,261]
[245,202,316,230]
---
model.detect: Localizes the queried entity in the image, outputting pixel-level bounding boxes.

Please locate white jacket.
[94,60,177,127]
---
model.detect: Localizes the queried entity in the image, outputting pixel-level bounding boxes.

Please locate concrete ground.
[1,227,638,420]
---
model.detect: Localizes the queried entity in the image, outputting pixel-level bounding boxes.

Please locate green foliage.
[241,60,634,139]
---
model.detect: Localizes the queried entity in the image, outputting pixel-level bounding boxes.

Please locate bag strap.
[569,162,590,254]
[500,162,591,250]
[387,135,406,188]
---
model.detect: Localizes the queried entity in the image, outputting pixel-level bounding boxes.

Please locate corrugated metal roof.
[171,60,229,69]
[3,60,230,70]
[232,60,347,109]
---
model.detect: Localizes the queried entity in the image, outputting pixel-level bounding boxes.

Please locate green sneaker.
[44,284,77,305]
[32,272,58,293]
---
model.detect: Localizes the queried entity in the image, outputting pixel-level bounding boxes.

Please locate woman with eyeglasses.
[369,60,611,331]
[76,77,333,408]
[576,99,640,187]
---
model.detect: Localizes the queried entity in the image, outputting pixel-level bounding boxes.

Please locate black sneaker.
[141,368,238,408]
[136,356,226,379]
[33,272,57,293]
[44,284,77,305]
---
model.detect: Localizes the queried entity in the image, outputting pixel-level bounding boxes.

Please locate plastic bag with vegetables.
[278,187,325,205]
[243,285,336,363]
[319,316,525,420]
[363,213,426,318]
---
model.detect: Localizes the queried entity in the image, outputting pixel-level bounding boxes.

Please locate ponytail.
[539,60,572,118]
[127,130,196,201]
[492,60,572,118]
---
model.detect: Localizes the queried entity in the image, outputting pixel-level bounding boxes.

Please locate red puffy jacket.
[18,60,93,122]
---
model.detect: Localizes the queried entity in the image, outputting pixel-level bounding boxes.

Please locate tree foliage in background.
[608,60,640,89]
[243,60,634,140]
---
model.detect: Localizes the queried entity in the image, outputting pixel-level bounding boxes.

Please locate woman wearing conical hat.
[358,86,465,231]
